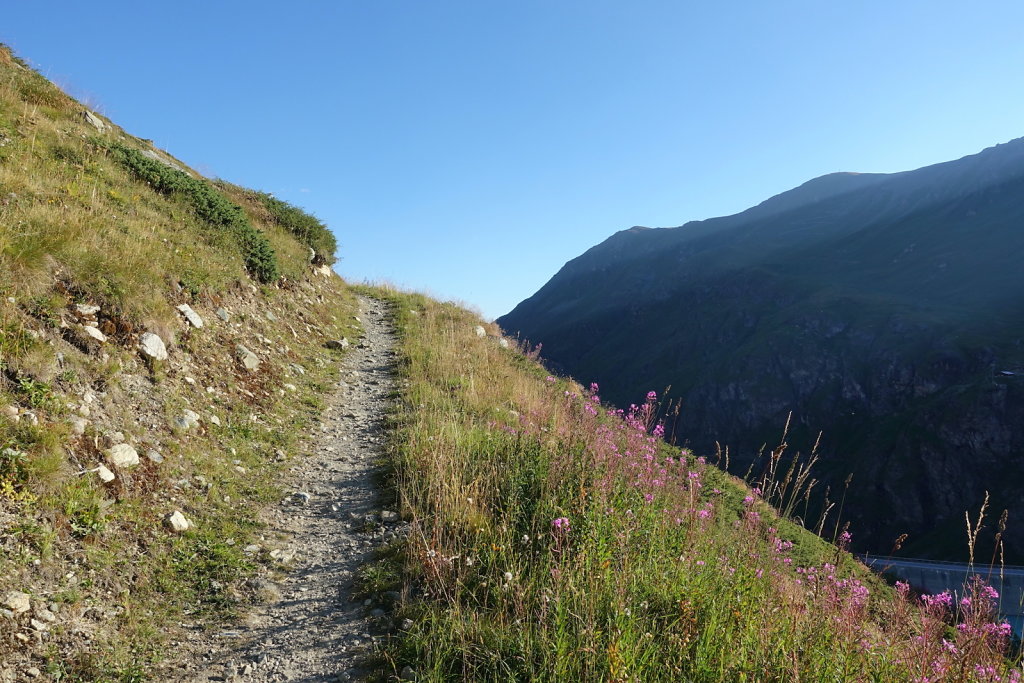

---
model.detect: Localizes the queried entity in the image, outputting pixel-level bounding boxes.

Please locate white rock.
[216,308,230,322]
[68,416,89,435]
[82,110,106,131]
[381,510,399,523]
[164,510,190,533]
[176,304,204,328]
[326,338,349,350]
[96,465,115,483]
[498,338,510,349]
[105,443,139,468]
[24,412,39,426]
[2,591,30,614]
[283,383,297,392]
[82,325,107,343]
[139,332,168,361]
[3,405,19,419]
[474,325,486,338]
[265,310,278,322]
[236,344,260,371]
[75,303,100,316]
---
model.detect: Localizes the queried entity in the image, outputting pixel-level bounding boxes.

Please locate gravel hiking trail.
[170,295,401,682]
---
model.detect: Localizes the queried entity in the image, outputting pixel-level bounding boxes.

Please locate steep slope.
[499,137,1024,562]
[0,45,367,678]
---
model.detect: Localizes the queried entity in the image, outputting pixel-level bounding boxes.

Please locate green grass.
[107,143,279,283]
[0,42,364,679]
[364,285,1021,682]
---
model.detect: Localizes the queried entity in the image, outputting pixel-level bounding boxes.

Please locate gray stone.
[474,325,486,338]
[269,548,296,563]
[265,310,278,322]
[105,443,139,468]
[139,332,168,361]
[68,416,89,435]
[400,666,416,681]
[82,325,107,343]
[381,510,399,523]
[99,431,125,447]
[236,345,260,371]
[145,450,164,464]
[216,307,230,322]
[164,510,191,532]
[326,338,350,350]
[75,303,100,316]
[82,110,105,132]
[176,304,204,328]
[291,492,312,505]
[399,618,414,631]
[283,383,297,392]
[95,465,115,483]
[140,149,189,174]
[2,591,30,614]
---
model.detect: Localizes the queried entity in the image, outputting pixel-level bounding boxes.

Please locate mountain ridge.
[500,134,1024,562]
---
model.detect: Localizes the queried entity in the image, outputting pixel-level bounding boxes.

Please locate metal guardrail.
[857,554,1024,573]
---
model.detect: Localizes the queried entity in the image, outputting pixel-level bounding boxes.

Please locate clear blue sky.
[5,2,1024,318]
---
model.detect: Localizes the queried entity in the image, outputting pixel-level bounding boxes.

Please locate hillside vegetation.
[0,44,358,678]
[0,43,1021,682]
[367,287,1021,681]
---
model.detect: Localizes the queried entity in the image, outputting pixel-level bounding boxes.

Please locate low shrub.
[107,144,279,283]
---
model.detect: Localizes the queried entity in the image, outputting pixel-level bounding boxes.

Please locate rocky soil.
[166,296,402,682]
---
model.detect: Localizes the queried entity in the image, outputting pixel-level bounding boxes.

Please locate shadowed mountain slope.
[500,137,1024,562]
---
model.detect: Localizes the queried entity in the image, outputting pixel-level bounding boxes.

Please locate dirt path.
[169,295,400,682]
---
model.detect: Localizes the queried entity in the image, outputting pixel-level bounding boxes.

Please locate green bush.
[108,144,279,283]
[251,191,337,264]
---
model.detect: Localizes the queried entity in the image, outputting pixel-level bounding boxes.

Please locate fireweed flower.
[552,517,570,532]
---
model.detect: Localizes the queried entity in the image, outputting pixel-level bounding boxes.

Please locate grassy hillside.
[1,43,1020,681]
[0,44,359,678]
[366,287,1020,681]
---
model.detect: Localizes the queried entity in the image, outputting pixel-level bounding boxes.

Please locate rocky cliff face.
[500,137,1024,562]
